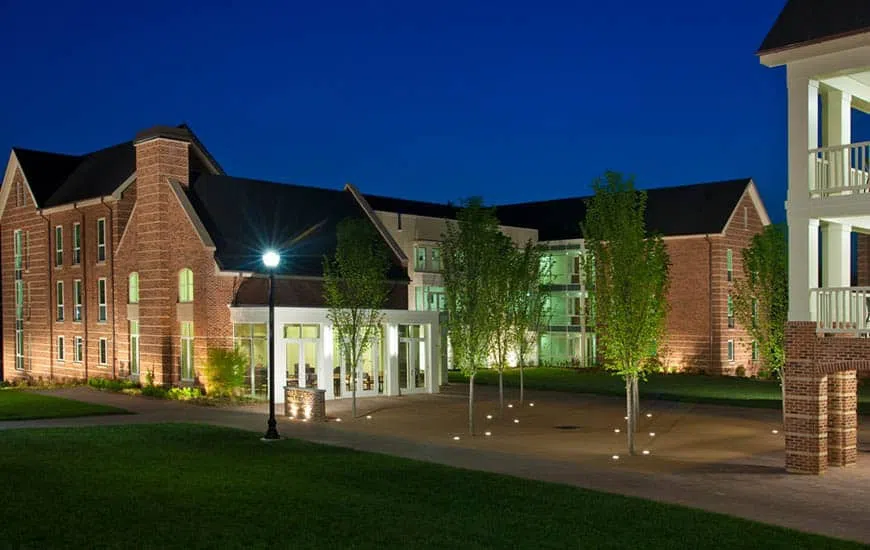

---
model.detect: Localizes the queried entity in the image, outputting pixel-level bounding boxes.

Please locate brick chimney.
[130,125,192,385]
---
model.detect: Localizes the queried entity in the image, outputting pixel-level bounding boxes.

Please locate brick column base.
[828,370,858,467]
[784,363,828,475]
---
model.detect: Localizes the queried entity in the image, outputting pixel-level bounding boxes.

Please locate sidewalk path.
[3,386,869,544]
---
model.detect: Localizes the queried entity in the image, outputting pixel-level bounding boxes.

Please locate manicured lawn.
[0,424,860,549]
[448,367,870,414]
[0,389,129,420]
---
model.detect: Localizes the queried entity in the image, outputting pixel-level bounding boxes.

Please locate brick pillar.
[133,127,190,386]
[828,370,858,467]
[784,363,828,474]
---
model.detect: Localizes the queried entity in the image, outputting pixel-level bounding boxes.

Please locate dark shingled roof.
[186,175,409,280]
[363,193,460,220]
[758,0,870,54]
[11,148,84,205]
[495,178,752,241]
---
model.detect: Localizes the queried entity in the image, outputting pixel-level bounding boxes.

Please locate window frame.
[129,321,140,376]
[752,340,759,361]
[727,339,735,362]
[74,336,83,363]
[72,223,81,265]
[73,279,83,322]
[98,338,108,366]
[727,295,735,328]
[96,218,107,262]
[414,246,427,271]
[97,278,107,322]
[726,248,733,282]
[57,335,65,362]
[55,225,63,267]
[56,280,64,321]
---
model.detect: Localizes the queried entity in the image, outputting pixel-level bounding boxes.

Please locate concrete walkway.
[4,386,870,544]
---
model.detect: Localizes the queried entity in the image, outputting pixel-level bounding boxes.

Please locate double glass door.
[334,334,383,398]
[284,324,320,389]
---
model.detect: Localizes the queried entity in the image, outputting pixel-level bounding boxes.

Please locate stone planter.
[284,387,326,421]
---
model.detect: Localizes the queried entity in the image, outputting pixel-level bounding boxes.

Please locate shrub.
[735,366,747,378]
[167,387,202,401]
[144,369,155,388]
[141,385,167,399]
[203,347,247,397]
[88,378,138,392]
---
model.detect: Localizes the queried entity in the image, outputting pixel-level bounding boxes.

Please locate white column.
[822,222,852,288]
[824,89,852,189]
[322,325,335,399]
[786,73,818,202]
[788,217,819,321]
[384,323,399,396]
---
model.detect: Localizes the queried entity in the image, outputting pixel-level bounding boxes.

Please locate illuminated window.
[129,321,140,376]
[73,280,83,321]
[414,246,427,271]
[74,336,83,362]
[727,339,734,362]
[727,295,734,328]
[178,268,194,303]
[726,249,733,282]
[180,322,195,380]
[98,278,107,321]
[129,272,139,304]
[72,223,81,265]
[56,281,64,321]
[430,247,441,271]
[752,340,759,361]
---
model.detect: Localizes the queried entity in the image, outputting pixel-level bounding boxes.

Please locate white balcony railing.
[811,287,870,334]
[809,142,870,197]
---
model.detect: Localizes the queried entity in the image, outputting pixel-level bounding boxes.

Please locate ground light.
[486,414,493,420]
[614,428,620,433]
[366,415,372,420]
[612,455,620,460]
[261,249,281,441]
[513,419,520,424]
[453,436,460,441]
[642,450,650,455]
[649,432,655,437]
[529,402,535,407]
[772,429,779,434]
[335,418,342,422]
[485,431,492,436]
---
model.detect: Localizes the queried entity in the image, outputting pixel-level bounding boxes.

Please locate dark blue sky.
[2,0,866,223]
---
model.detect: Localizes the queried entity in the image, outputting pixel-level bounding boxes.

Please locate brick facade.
[784,321,864,474]
[660,191,766,375]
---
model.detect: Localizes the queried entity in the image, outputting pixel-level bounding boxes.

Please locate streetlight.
[262,249,281,440]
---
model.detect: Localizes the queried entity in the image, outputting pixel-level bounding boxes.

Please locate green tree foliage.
[442,198,504,434]
[488,232,517,414]
[323,218,391,419]
[509,241,548,405]
[204,347,247,397]
[582,172,670,455]
[732,223,788,379]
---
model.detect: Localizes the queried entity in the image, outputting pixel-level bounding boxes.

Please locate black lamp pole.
[263,268,280,440]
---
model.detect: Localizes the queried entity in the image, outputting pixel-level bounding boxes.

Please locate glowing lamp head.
[262,250,280,268]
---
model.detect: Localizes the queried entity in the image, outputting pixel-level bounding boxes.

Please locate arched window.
[128,272,139,304]
[178,268,194,303]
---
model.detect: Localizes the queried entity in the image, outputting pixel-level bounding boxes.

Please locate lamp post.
[262,250,281,440]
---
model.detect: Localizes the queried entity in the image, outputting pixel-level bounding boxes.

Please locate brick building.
[0,123,769,400]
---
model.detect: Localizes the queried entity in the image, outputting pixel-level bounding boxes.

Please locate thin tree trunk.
[519,361,525,405]
[632,375,640,427]
[626,377,636,455]
[469,372,476,435]
[352,370,357,419]
[498,365,504,414]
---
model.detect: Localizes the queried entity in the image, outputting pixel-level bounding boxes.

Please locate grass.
[0,389,129,420]
[0,424,861,549]
[448,367,870,414]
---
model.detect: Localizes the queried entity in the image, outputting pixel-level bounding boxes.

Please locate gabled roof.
[186,175,409,280]
[495,178,753,241]
[758,0,870,54]
[8,123,218,210]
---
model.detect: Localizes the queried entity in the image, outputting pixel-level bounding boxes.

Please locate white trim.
[115,201,137,257]
[759,31,870,68]
[722,180,772,234]
[345,183,409,267]
[111,174,136,200]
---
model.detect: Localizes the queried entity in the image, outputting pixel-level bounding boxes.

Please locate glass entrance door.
[334,335,382,398]
[398,325,427,392]
[284,324,320,390]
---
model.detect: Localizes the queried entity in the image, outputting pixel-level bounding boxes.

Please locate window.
[98,278,107,322]
[180,322,195,380]
[73,279,83,321]
[398,324,426,390]
[72,223,81,265]
[56,281,64,321]
[57,336,65,362]
[414,246,427,270]
[128,272,139,304]
[178,268,194,303]
[98,338,108,366]
[415,286,446,311]
[727,339,735,362]
[726,249,733,282]
[55,226,63,266]
[727,295,735,328]
[96,218,106,262]
[24,230,30,271]
[129,321,140,376]
[74,336,83,362]
[284,324,320,389]
[752,340,759,361]
[751,298,758,329]
[14,229,24,370]
[25,281,31,320]
[430,247,441,271]
[234,323,267,397]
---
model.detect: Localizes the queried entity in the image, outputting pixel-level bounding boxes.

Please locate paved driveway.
[4,385,870,544]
